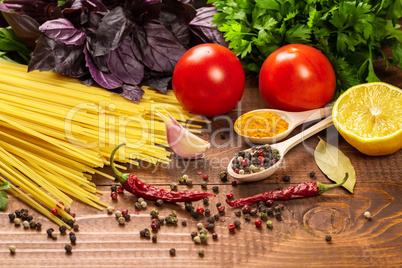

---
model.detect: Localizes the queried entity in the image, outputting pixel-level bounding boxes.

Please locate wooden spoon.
[228,116,334,182]
[234,106,333,144]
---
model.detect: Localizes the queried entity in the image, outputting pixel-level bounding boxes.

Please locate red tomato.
[172,44,245,117]
[259,44,336,112]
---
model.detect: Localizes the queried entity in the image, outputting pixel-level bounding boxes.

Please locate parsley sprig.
[0,181,11,211]
[208,0,402,98]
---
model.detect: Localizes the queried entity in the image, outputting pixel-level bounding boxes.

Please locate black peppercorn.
[234,220,241,228]
[216,202,221,207]
[70,235,77,244]
[207,223,215,232]
[46,228,54,237]
[124,214,130,221]
[59,225,67,234]
[275,212,282,221]
[152,235,157,243]
[244,214,251,221]
[67,219,75,227]
[8,213,15,222]
[181,220,187,227]
[282,175,291,182]
[191,231,198,239]
[207,217,215,224]
[110,185,117,192]
[309,170,316,178]
[325,235,332,242]
[204,209,211,217]
[35,222,42,230]
[213,214,220,221]
[155,199,164,207]
[202,197,209,205]
[14,210,21,218]
[212,186,219,193]
[73,224,79,231]
[192,211,200,219]
[169,248,176,256]
[65,244,72,254]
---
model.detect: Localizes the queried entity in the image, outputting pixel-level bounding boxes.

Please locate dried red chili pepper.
[226,173,349,207]
[110,143,215,202]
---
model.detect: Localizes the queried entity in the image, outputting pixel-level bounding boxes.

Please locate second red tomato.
[172,44,245,117]
[259,44,336,112]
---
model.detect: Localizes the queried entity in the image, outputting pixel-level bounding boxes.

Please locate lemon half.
[333,82,402,156]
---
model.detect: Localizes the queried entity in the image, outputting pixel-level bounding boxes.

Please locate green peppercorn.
[170,182,178,191]
[186,178,193,187]
[260,212,268,220]
[65,244,72,254]
[266,220,273,229]
[219,171,228,182]
[198,248,205,256]
[178,176,186,184]
[150,209,159,218]
[199,228,207,236]
[200,233,208,243]
[169,248,176,256]
[193,236,201,244]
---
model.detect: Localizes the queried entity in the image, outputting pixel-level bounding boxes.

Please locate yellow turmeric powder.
[235,111,289,138]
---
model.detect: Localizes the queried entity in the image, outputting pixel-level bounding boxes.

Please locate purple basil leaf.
[159,9,191,47]
[161,0,196,23]
[28,35,87,78]
[0,3,41,50]
[121,84,145,102]
[106,36,144,85]
[83,45,123,89]
[189,6,227,46]
[39,18,86,45]
[142,70,172,93]
[94,6,134,57]
[86,35,109,72]
[131,25,147,62]
[142,21,186,73]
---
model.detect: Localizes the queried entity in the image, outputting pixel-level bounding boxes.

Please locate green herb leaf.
[0,182,11,211]
[314,137,356,193]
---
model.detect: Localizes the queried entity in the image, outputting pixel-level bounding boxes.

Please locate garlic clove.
[156,110,210,159]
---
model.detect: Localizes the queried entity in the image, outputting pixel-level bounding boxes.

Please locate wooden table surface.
[0,58,401,267]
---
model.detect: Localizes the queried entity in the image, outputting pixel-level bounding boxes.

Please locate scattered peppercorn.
[266,200,274,207]
[121,209,128,216]
[35,222,42,230]
[186,178,193,187]
[14,218,21,226]
[217,205,225,214]
[73,224,79,231]
[234,211,241,217]
[59,225,67,234]
[196,222,204,230]
[203,174,209,180]
[212,186,219,193]
[46,228,54,237]
[219,171,228,182]
[325,235,332,242]
[193,236,201,244]
[282,175,291,182]
[204,208,211,217]
[191,231,198,239]
[231,180,237,186]
[22,220,30,228]
[202,197,209,205]
[214,214,220,221]
[169,248,176,256]
[199,233,208,243]
[65,244,72,254]
[140,201,147,209]
[242,205,251,214]
[70,234,77,244]
[9,245,16,254]
[216,202,221,207]
[118,217,125,225]
[138,198,144,203]
[107,206,114,214]
[250,208,258,216]
[309,170,316,178]
[255,219,262,227]
[228,223,236,232]
[110,191,118,200]
[207,217,215,224]
[115,211,122,218]
[152,234,157,243]
[150,209,159,218]
[134,202,142,210]
[201,181,208,189]
[198,248,204,256]
[8,213,15,222]
[155,199,164,207]
[124,214,131,221]
[192,211,200,220]
[29,220,36,229]
[212,233,218,240]
[244,214,251,221]
[364,211,371,219]
[51,231,57,239]
[207,223,215,232]
[110,185,118,192]
[67,219,75,227]
[260,212,268,220]
[266,220,273,229]
[226,193,234,199]
[170,182,178,191]
[234,220,241,228]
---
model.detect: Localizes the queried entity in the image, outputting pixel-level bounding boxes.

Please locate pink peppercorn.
[203,174,209,180]
[196,207,205,215]
[217,205,225,213]
[241,159,247,167]
[235,168,240,174]
[226,193,234,199]
[121,209,128,216]
[255,219,262,228]
[51,208,58,215]
[266,200,274,207]
[197,171,202,175]
[228,224,236,232]
[242,205,251,214]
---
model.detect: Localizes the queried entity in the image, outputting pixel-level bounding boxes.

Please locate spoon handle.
[276,116,333,155]
[289,106,333,126]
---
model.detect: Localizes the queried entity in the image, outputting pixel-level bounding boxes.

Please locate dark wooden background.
[0,56,401,267]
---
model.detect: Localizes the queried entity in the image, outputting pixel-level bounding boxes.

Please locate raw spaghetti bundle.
[0,60,203,225]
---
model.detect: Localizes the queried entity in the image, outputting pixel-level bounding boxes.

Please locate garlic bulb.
[156,110,210,159]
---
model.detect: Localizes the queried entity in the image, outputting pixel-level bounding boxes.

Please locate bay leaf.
[314,137,356,193]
